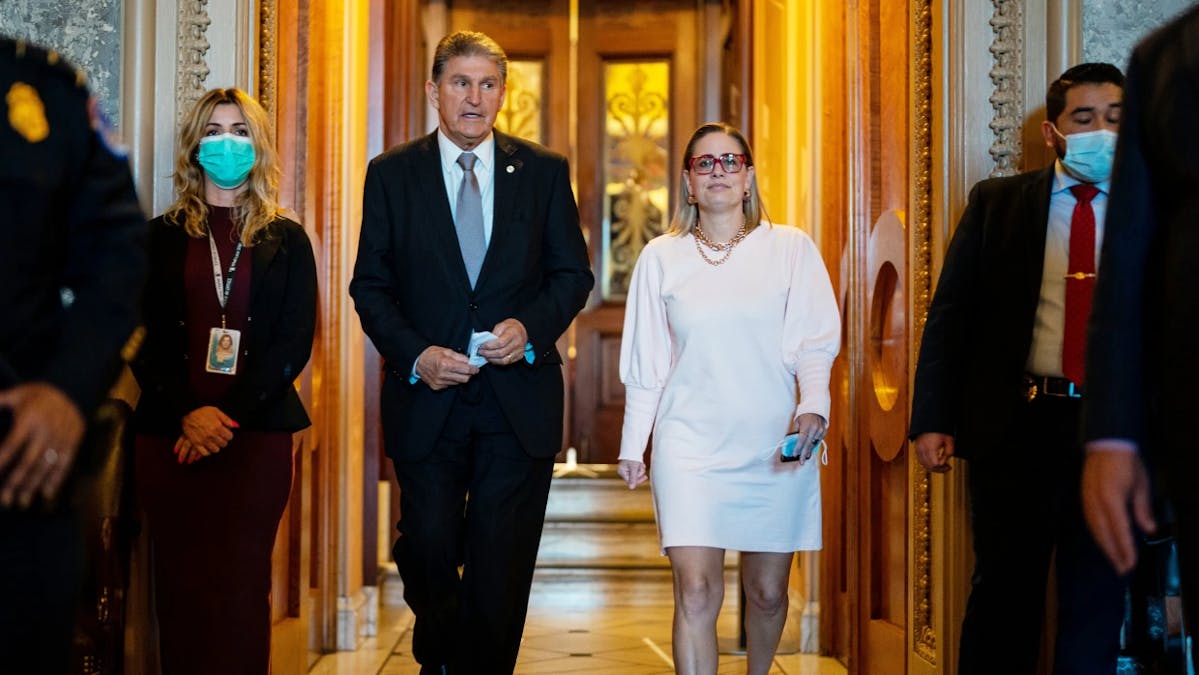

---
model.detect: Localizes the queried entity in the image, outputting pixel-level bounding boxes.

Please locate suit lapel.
[414,132,474,293]
[476,131,523,289]
[1022,167,1055,302]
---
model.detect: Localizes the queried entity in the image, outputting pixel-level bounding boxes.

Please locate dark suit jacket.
[350,130,594,461]
[131,214,317,435]
[1084,6,1199,492]
[911,167,1055,460]
[0,38,145,417]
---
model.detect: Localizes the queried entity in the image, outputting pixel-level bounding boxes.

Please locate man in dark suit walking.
[911,63,1127,673]
[0,38,146,674]
[350,30,593,675]
[1082,8,1199,669]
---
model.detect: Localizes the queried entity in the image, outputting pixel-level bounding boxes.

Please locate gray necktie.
[455,152,486,287]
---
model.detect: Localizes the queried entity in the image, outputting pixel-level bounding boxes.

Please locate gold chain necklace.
[692,221,748,266]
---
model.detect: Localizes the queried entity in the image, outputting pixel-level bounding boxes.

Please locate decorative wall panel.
[177,0,212,125]
[912,0,935,662]
[495,59,544,144]
[602,60,670,300]
[989,0,1025,177]
[1082,0,1191,67]
[0,0,122,123]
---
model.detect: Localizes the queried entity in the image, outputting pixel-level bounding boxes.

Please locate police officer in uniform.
[0,38,145,674]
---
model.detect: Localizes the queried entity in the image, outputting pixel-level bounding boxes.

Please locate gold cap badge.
[7,82,49,143]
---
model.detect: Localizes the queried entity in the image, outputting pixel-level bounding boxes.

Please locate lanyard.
[208,229,244,328]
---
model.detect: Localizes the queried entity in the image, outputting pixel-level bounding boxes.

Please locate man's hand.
[1081,443,1156,575]
[178,406,238,464]
[416,346,480,390]
[617,459,648,489]
[477,318,529,366]
[0,382,86,508]
[914,432,955,473]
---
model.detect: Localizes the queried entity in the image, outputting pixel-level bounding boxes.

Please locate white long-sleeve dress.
[619,223,840,552]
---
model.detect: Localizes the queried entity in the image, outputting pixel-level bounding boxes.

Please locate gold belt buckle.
[1022,378,1039,402]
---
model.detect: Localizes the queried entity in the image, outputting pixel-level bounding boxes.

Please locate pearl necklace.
[692,221,748,266]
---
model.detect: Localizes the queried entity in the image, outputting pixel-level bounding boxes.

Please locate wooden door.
[446,0,574,454]
[844,0,912,672]
[447,0,703,464]
[572,0,699,464]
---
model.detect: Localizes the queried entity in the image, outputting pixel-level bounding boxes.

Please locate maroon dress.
[135,206,293,675]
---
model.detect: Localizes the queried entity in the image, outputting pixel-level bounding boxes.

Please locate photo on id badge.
[206,328,241,375]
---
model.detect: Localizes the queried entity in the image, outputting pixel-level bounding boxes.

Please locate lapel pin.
[506,165,515,174]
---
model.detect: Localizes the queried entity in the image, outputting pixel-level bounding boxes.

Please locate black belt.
[1022,374,1083,401]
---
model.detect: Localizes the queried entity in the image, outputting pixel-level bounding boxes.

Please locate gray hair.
[431,31,508,84]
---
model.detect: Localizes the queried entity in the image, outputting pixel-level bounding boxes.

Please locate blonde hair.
[668,122,770,236]
[164,88,282,245]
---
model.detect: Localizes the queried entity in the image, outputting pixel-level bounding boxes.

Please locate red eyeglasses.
[687,153,748,174]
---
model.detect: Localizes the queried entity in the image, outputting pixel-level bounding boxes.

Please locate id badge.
[205,327,241,375]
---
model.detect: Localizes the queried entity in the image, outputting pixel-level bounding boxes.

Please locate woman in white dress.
[617,122,840,675]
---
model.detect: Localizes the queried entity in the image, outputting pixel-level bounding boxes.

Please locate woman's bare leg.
[666,546,726,674]
[740,551,795,675]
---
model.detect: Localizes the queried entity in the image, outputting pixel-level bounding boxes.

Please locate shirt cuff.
[409,355,421,385]
[524,343,535,364]
[619,384,662,462]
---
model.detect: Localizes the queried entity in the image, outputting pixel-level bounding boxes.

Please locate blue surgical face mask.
[1054,127,1117,183]
[197,133,256,189]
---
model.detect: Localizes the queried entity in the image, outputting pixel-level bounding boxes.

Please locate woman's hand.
[617,459,648,489]
[174,435,202,465]
[793,413,827,465]
[178,406,238,463]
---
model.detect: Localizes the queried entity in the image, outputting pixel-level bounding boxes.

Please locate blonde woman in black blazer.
[130,87,316,675]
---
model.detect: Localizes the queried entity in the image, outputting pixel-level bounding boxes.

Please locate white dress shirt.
[437,130,496,245]
[411,131,501,382]
[1025,160,1109,378]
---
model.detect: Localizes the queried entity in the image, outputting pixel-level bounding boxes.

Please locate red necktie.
[1062,183,1099,385]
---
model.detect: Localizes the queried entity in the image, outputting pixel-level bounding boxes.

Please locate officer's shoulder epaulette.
[0,37,89,90]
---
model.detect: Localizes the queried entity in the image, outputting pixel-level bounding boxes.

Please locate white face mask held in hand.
[1054,127,1118,183]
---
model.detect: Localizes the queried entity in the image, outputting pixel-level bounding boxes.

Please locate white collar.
[1052,159,1110,195]
[437,129,495,174]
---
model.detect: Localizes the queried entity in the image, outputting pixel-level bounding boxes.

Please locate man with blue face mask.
[911,62,1126,673]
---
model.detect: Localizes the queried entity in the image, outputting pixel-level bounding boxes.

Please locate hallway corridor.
[310,474,846,674]
[309,568,847,674]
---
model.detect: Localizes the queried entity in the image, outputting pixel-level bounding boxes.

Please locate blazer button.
[469,302,479,311]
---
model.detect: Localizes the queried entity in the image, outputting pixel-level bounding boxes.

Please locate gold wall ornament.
[911,0,936,663]
[7,82,49,142]
[259,0,277,121]
[602,60,670,300]
[495,60,543,144]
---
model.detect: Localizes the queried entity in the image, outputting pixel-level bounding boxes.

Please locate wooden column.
[303,0,371,652]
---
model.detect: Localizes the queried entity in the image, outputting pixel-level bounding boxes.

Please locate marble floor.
[309,569,847,675]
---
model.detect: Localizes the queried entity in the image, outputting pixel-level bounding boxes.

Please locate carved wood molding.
[176,0,211,124]
[989,0,1024,177]
[911,0,936,663]
[259,0,277,120]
